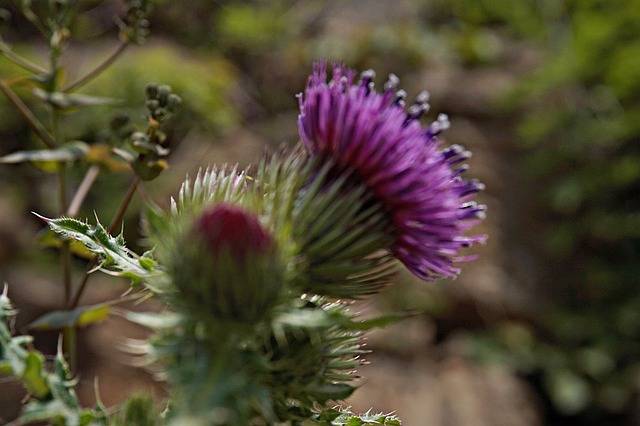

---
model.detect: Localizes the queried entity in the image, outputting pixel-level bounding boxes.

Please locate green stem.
[62,326,77,375]
[0,41,48,74]
[0,79,57,149]
[68,177,140,309]
[64,42,129,92]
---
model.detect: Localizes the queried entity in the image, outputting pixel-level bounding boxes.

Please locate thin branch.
[0,79,57,149]
[66,165,101,217]
[108,176,140,235]
[0,41,48,74]
[64,42,129,93]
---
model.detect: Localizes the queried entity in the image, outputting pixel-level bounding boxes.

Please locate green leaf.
[32,87,122,109]
[50,345,81,411]
[38,228,95,259]
[138,250,158,271]
[22,351,50,398]
[35,213,162,285]
[0,141,89,172]
[27,303,111,331]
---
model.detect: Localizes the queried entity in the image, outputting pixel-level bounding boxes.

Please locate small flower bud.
[145,83,158,100]
[166,93,183,113]
[109,113,130,132]
[145,99,160,113]
[170,204,284,323]
[156,84,172,107]
[196,204,272,262]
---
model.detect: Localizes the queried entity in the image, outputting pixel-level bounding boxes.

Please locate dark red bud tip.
[195,204,272,261]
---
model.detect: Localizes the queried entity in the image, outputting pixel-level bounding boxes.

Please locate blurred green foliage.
[441,0,640,423]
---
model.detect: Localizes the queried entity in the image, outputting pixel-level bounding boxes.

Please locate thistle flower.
[297,62,486,281]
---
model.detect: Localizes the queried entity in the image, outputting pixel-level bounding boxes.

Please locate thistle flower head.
[297,61,486,281]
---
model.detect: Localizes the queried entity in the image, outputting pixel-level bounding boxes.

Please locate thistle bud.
[170,204,284,323]
[196,204,272,262]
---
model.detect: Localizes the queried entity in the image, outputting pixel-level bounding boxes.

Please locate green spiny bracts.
[261,297,366,421]
[254,147,399,299]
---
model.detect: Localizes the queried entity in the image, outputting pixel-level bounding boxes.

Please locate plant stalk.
[0,41,48,74]
[0,79,57,149]
[64,42,129,92]
[66,165,101,217]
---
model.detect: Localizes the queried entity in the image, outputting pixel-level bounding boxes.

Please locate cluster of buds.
[119,0,154,44]
[129,83,182,180]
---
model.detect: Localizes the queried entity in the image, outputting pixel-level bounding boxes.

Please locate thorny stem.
[68,177,141,309]
[0,41,48,74]
[64,42,129,92]
[0,79,57,149]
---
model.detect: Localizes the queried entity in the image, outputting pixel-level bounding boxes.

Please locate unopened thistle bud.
[169,203,284,324]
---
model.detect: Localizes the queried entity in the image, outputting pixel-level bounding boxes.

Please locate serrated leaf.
[36,214,161,285]
[27,304,111,331]
[0,141,89,172]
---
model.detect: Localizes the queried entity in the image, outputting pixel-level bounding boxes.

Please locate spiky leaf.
[36,214,161,285]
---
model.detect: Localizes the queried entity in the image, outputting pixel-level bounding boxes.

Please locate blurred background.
[1,0,639,424]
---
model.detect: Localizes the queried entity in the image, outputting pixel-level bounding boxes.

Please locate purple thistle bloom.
[297,61,486,281]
